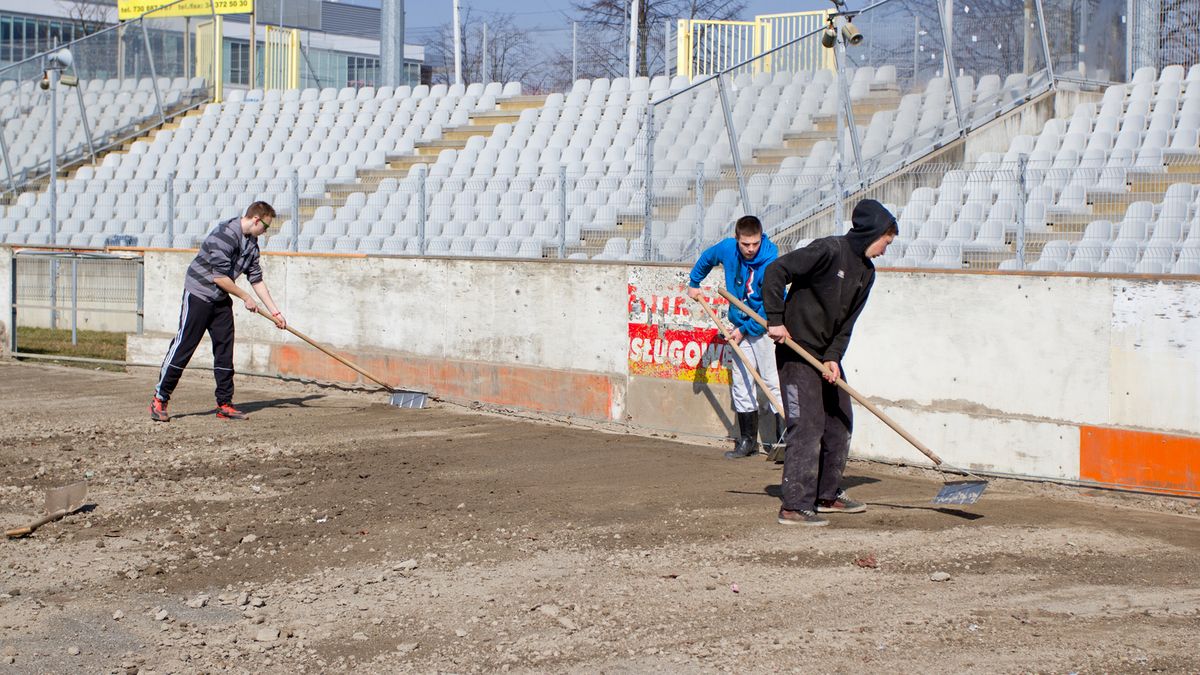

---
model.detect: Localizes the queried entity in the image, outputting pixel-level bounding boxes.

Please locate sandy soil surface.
[1,361,1198,674]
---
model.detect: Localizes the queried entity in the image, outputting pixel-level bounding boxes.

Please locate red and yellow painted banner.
[1080,425,1200,496]
[627,267,733,385]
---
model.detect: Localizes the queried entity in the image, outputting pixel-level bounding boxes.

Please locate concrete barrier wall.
[130,251,629,420]
[128,250,1200,496]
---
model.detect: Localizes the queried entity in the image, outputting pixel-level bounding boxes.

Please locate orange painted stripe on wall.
[1080,425,1200,496]
[270,344,615,420]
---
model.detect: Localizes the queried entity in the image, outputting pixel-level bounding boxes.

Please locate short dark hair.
[245,201,276,220]
[734,215,762,238]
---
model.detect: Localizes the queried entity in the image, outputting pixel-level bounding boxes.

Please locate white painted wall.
[143,252,631,377]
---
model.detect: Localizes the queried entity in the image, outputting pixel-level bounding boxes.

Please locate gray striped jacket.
[183,217,263,302]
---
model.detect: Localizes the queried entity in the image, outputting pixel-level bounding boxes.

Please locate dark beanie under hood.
[846,199,897,258]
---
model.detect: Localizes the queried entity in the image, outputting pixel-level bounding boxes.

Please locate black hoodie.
[762,200,897,364]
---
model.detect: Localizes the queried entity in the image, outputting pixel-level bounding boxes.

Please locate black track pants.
[778,358,854,512]
[154,292,236,405]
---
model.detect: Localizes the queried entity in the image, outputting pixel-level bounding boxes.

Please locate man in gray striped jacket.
[150,201,286,422]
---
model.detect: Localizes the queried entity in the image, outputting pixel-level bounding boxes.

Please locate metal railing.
[0,0,216,196]
[9,250,144,354]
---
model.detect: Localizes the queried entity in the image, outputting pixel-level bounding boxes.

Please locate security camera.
[47,49,73,70]
[821,23,837,49]
[840,21,864,46]
[39,72,50,90]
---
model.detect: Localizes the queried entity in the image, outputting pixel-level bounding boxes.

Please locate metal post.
[49,260,58,330]
[715,72,750,215]
[572,22,577,83]
[641,105,655,261]
[482,23,489,84]
[49,68,59,247]
[1016,153,1028,269]
[290,171,300,252]
[1033,0,1055,84]
[913,17,920,84]
[72,83,96,164]
[70,256,78,346]
[136,259,144,335]
[166,172,176,247]
[558,164,568,258]
[833,16,865,188]
[8,254,16,354]
[629,0,640,80]
[417,165,427,254]
[935,1,966,133]
[453,0,462,85]
[0,122,15,196]
[663,20,670,78]
[694,162,705,256]
[249,11,257,90]
[141,21,167,125]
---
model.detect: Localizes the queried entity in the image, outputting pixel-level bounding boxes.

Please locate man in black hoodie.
[762,200,898,527]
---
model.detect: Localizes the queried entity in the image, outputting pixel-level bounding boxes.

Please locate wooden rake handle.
[252,306,396,393]
[717,287,944,466]
[692,296,787,421]
[5,509,69,539]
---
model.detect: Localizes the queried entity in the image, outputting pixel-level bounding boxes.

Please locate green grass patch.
[15,327,128,368]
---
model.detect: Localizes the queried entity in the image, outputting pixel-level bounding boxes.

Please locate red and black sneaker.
[216,403,248,420]
[149,396,170,422]
[816,490,867,514]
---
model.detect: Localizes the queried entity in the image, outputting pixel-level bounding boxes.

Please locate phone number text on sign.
[117,0,253,20]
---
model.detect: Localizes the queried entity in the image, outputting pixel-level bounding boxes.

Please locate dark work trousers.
[778,358,854,512]
[154,291,236,405]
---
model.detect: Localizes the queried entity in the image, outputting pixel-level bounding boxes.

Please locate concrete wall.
[128,250,1200,495]
[130,251,629,420]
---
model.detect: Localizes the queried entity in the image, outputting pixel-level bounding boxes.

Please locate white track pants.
[729,333,781,414]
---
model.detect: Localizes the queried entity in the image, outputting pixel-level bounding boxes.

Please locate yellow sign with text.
[118,0,253,21]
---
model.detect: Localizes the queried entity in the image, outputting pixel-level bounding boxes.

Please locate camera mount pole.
[48,65,58,248]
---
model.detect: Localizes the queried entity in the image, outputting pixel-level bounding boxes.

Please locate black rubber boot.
[724,411,759,459]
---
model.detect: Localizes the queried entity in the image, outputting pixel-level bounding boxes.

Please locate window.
[1,17,11,63]
[346,55,379,88]
[229,41,250,85]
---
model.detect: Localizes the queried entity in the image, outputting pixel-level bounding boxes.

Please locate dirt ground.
[1,361,1198,674]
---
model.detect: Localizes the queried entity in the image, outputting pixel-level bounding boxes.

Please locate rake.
[718,288,987,505]
[254,307,427,409]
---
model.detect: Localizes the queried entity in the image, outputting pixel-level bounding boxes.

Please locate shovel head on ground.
[5,481,88,539]
[932,480,988,506]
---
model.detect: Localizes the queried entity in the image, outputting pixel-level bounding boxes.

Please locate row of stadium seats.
[859,64,1200,273]
[3,64,1200,273]
[1,77,208,183]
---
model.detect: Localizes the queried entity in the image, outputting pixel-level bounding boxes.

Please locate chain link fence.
[9,250,144,356]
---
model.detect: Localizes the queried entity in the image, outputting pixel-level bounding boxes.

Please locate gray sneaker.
[777,508,829,527]
[816,490,866,514]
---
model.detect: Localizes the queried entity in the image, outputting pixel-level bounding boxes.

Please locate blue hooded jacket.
[687,234,779,337]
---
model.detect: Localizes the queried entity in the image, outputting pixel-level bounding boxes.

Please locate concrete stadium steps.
[321,96,549,206]
[1,104,204,208]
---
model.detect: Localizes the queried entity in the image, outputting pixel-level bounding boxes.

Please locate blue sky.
[337,0,833,44]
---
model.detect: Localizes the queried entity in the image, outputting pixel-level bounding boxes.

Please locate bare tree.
[57,0,111,39]
[565,0,747,81]
[425,6,552,92]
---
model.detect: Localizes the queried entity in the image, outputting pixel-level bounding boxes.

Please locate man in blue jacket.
[687,215,782,459]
